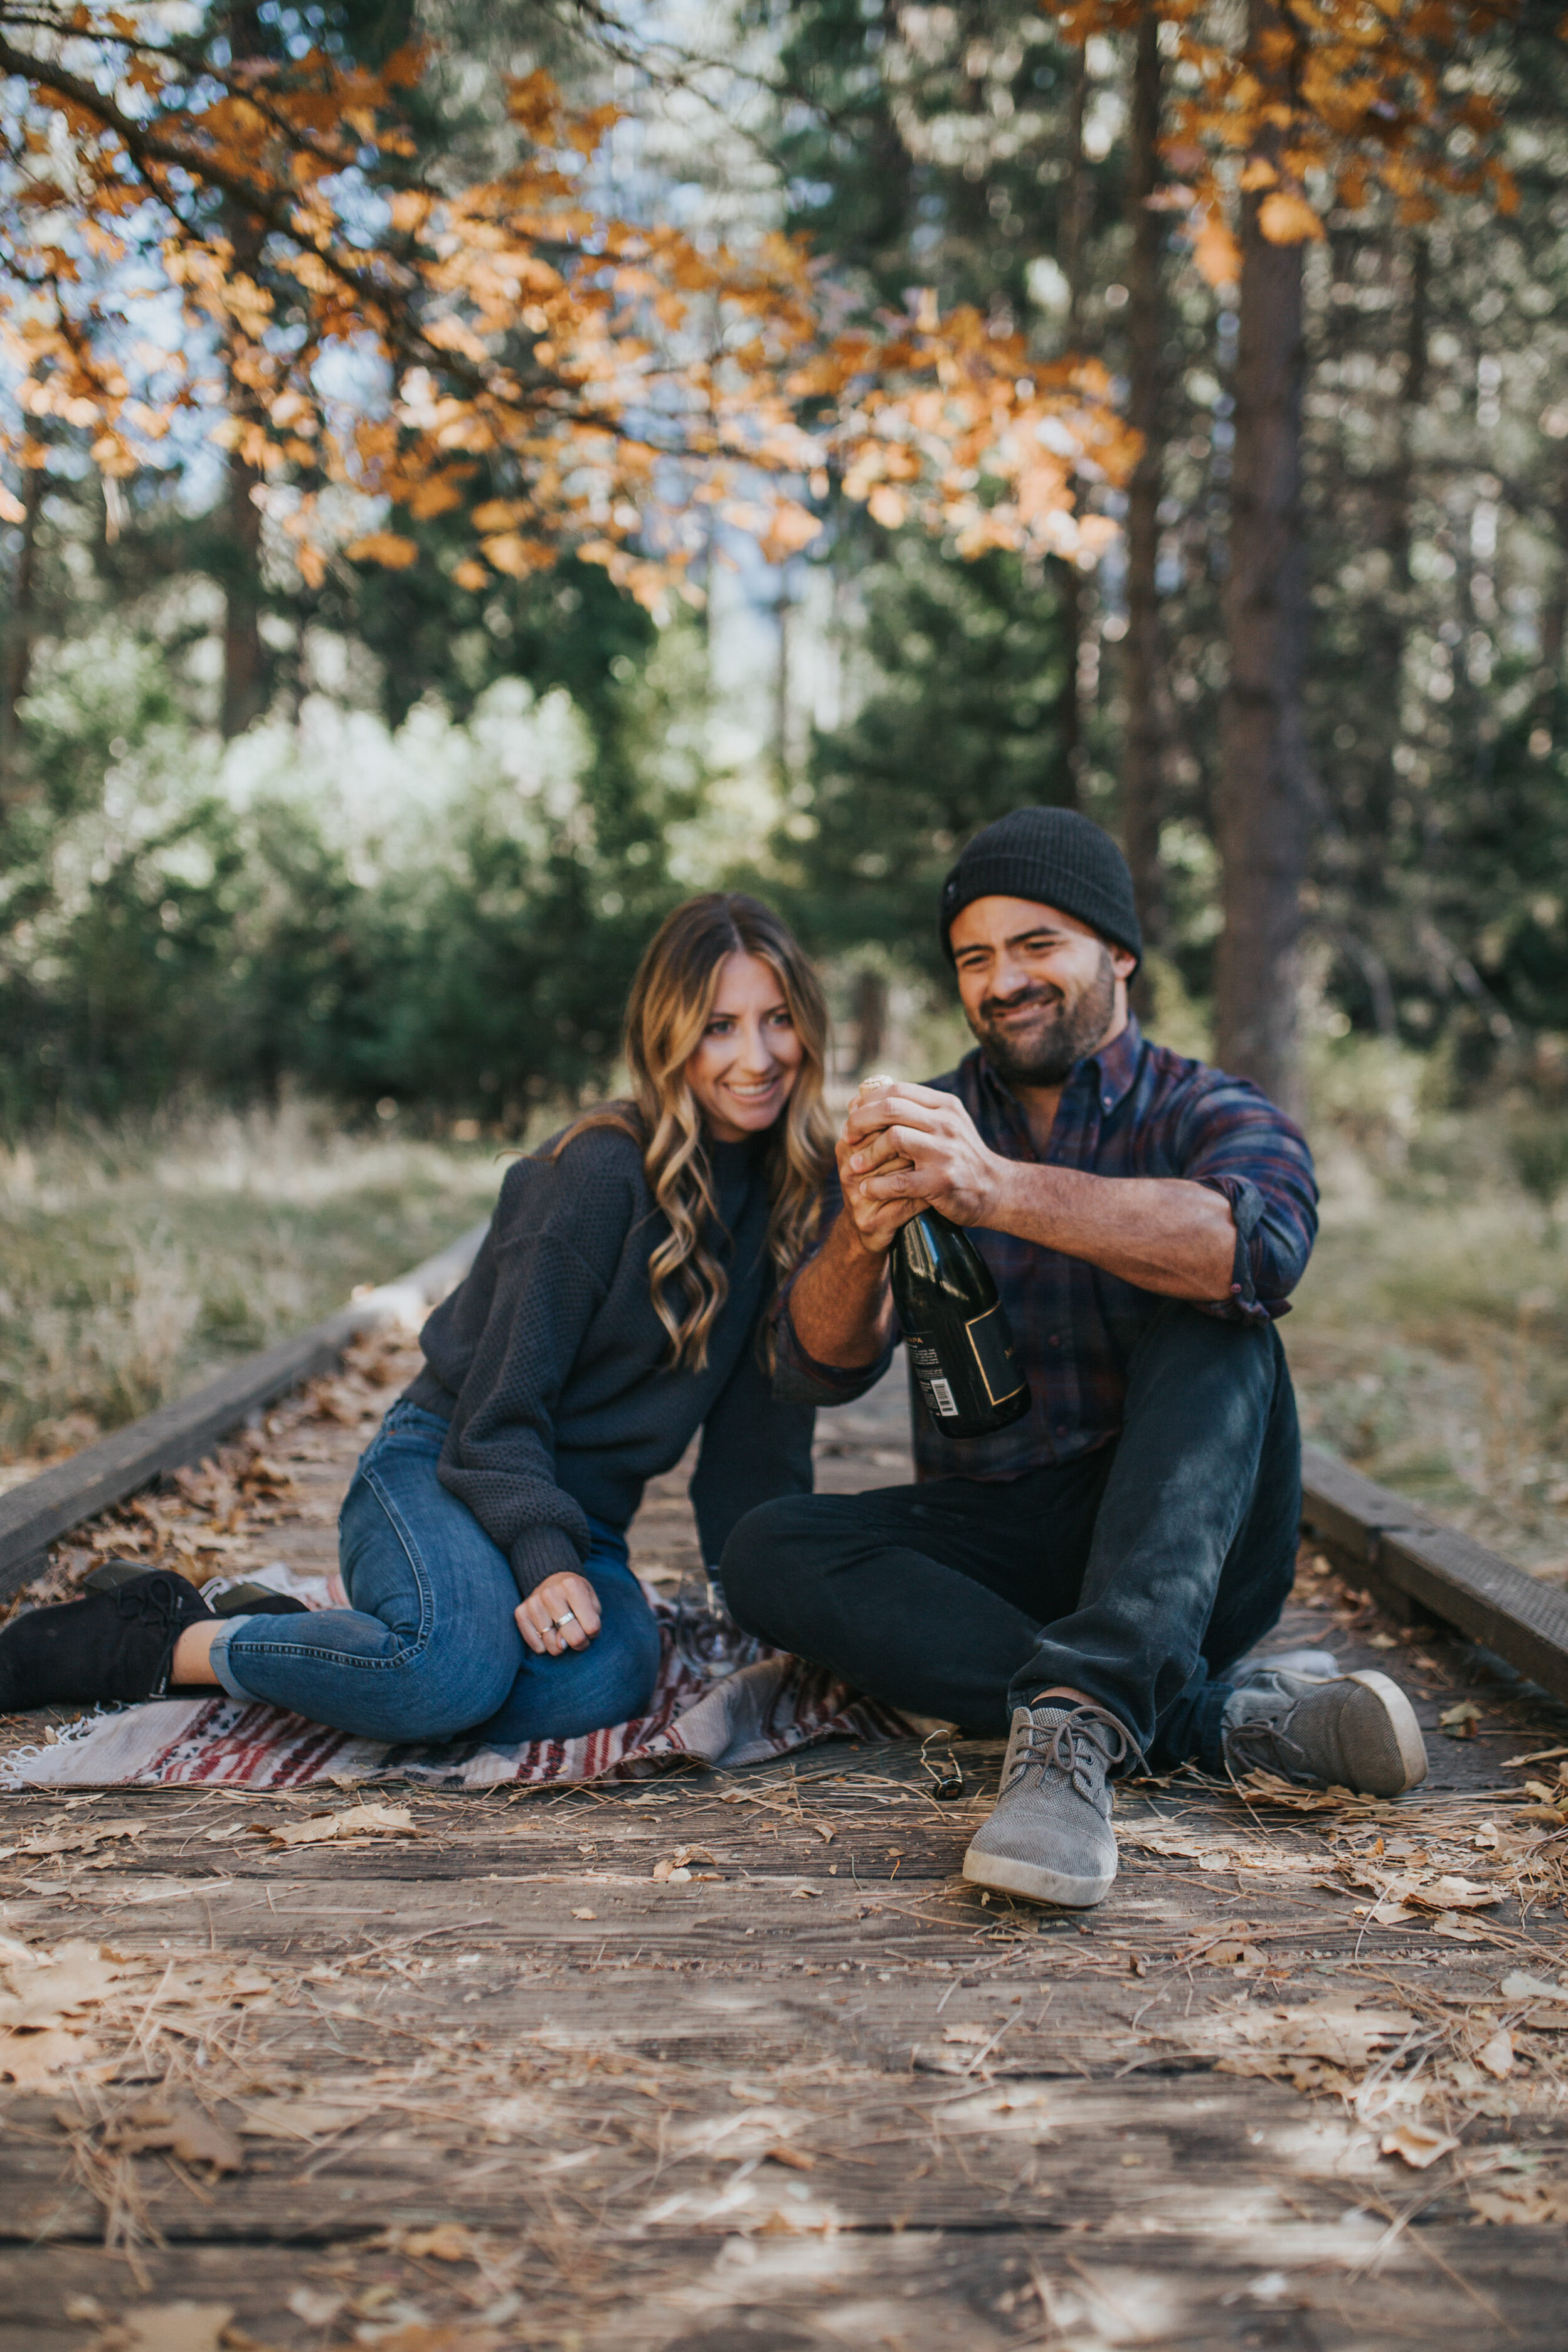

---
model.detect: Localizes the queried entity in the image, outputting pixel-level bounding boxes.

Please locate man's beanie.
[939,807,1142,968]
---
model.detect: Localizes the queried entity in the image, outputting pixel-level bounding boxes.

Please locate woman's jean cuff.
[207,1616,262,1703]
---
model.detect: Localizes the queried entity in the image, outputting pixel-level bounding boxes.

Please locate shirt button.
[1102,1096,1112,1110]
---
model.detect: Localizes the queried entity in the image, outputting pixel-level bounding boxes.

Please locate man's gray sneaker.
[1222,1669,1428,1798]
[963,1702,1138,1909]
[1229,1648,1338,1692]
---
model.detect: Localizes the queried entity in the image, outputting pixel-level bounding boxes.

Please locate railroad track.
[1,1228,1565,2348]
[4,1217,1567,1710]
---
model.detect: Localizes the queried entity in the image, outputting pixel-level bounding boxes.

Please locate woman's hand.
[516,1572,601,1656]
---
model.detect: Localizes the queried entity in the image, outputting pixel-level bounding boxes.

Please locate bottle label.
[965,1303,1025,1406]
[906,1338,960,1418]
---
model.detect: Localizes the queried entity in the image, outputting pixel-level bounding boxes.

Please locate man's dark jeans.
[721,1304,1301,1774]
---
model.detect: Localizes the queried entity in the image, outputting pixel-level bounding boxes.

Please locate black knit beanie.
[939,807,1142,968]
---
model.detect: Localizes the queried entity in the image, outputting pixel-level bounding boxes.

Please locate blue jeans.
[210,1402,662,1745]
[721,1303,1300,1774]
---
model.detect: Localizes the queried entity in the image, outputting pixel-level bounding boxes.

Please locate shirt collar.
[1086,1015,1144,1115]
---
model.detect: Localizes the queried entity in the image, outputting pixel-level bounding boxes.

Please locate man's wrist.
[843,1213,896,1266]
[978,1147,1021,1232]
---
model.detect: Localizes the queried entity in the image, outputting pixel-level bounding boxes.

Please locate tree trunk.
[1215,0,1309,1114]
[1370,228,1426,826]
[1054,42,1089,812]
[218,3,267,740]
[1122,11,1165,976]
[221,450,266,738]
[1,462,45,801]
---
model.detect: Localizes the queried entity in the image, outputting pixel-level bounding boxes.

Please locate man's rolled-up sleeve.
[770,1244,895,1405]
[1174,1078,1319,1323]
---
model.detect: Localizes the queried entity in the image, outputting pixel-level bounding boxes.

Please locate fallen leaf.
[1367,1633,1397,1650]
[790,1886,819,1900]
[1471,2181,1568,2224]
[114,2302,236,2352]
[1199,1941,1266,1969]
[1503,1745,1568,1768]
[1477,2028,1514,2078]
[812,1823,835,1845]
[765,2144,815,2169]
[571,1908,596,1920]
[19,1823,147,1857]
[1428,1914,1490,1944]
[1381,2119,1458,2169]
[1502,1971,1568,2003]
[105,2097,243,2173]
[238,2097,361,2141]
[1439,1701,1481,1737]
[651,1861,691,1884]
[942,2024,991,2045]
[0,1939,132,2030]
[0,2025,99,2084]
[403,2222,479,2260]
[1207,2000,1416,2072]
[288,2286,347,2325]
[267,1803,418,1848]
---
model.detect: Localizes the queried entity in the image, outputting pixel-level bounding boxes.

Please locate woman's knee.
[380,1629,520,1744]
[593,1592,662,1719]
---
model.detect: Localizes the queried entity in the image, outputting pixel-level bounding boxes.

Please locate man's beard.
[969,948,1119,1089]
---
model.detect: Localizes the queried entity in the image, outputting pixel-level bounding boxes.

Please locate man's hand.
[844,1082,1005,1229]
[516,1571,600,1656]
[845,1078,1239,1300]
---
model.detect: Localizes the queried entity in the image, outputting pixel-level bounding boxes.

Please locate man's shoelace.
[1224,1713,1310,1778]
[1005,1702,1142,1802]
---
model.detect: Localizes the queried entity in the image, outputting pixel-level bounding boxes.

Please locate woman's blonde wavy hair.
[555,894,835,1372]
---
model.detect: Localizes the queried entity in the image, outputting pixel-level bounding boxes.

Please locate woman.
[0,894,837,1747]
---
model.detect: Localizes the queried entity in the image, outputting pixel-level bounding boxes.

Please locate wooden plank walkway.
[1,1340,1567,2349]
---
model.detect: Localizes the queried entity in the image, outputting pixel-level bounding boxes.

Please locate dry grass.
[0,1101,499,1471]
[1286,1127,1568,1576]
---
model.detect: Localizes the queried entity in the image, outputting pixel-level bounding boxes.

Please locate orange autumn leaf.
[1194,215,1242,290]
[346,532,419,569]
[1258,190,1327,245]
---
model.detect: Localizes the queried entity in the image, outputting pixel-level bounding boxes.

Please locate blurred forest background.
[6,0,1568,1576]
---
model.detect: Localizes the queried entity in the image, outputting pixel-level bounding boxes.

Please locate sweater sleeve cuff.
[508,1525,585,1601]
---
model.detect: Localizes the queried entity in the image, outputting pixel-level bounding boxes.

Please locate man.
[721,807,1427,1910]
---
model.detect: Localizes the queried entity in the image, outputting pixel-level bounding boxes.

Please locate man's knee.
[720,1496,822,1634]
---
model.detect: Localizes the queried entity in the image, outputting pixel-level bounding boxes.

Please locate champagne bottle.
[891,1207,1031,1439]
[850,1076,1030,1439]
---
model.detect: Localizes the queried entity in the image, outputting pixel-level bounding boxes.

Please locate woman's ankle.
[171,1620,223,1687]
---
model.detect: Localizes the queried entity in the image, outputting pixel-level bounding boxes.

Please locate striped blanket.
[2,1569,910,1793]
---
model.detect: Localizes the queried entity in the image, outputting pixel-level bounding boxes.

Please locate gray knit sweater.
[405,1124,820,1597]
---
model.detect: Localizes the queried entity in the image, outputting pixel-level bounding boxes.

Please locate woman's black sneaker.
[84,1560,308,1619]
[0,1571,216,1712]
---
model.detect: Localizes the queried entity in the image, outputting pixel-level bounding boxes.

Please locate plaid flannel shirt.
[775,1019,1318,1485]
